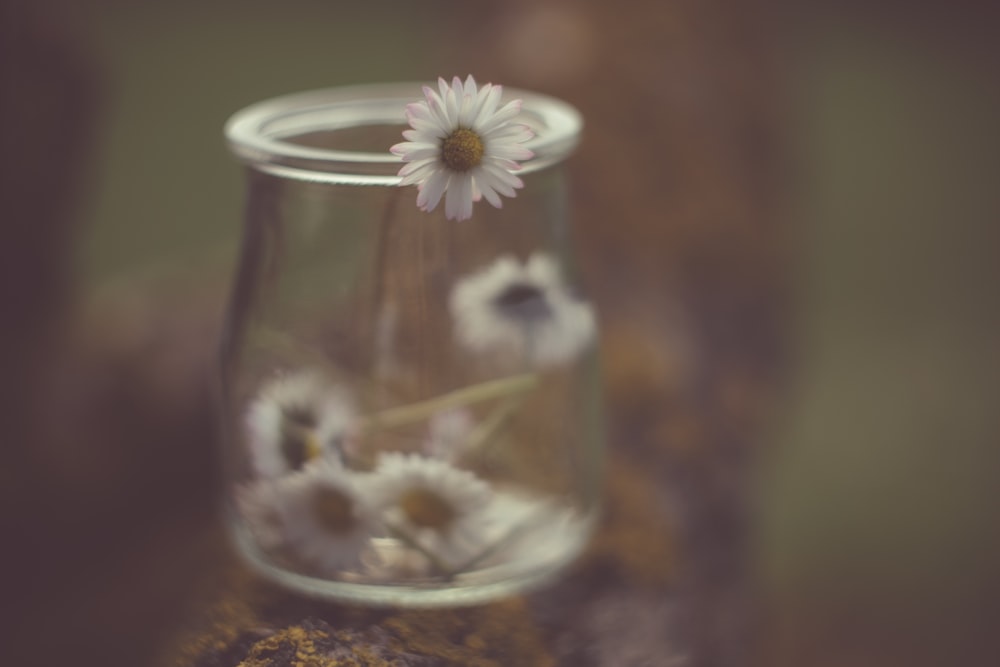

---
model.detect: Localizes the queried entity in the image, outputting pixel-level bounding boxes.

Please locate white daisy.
[368,452,494,567]
[273,460,378,574]
[244,371,355,478]
[390,75,535,221]
[449,253,597,368]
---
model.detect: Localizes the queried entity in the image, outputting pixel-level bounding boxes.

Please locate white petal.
[425,87,452,129]
[441,81,461,125]
[485,143,534,161]
[458,89,476,127]
[456,175,474,220]
[468,177,480,203]
[472,172,503,208]
[399,160,440,186]
[391,140,436,157]
[477,99,523,134]
[398,156,438,177]
[479,163,522,196]
[445,173,474,221]
[405,102,434,126]
[417,169,450,212]
[472,84,503,129]
[399,146,439,161]
[462,74,478,97]
[482,123,534,144]
[466,82,493,125]
[487,156,525,172]
[406,117,447,138]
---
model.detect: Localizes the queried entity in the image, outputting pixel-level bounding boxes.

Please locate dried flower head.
[449,253,597,367]
[391,75,534,221]
[274,460,378,573]
[369,453,493,565]
[244,372,355,478]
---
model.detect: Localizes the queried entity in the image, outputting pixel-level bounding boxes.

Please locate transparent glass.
[220,82,603,606]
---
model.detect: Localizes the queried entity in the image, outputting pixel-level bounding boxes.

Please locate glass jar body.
[220,83,603,606]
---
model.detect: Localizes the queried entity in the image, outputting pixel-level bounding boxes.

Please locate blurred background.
[1,0,997,665]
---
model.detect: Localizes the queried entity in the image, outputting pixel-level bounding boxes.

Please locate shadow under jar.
[220,81,603,606]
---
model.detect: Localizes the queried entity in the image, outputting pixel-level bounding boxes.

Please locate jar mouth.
[224,81,583,186]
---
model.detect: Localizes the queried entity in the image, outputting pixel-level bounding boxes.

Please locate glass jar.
[220,81,603,606]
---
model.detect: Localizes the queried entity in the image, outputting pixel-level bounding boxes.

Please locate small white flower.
[244,372,355,478]
[274,460,378,573]
[368,453,493,566]
[449,253,597,367]
[390,75,535,221]
[424,408,476,461]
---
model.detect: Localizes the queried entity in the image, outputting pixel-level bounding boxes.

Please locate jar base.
[228,512,596,608]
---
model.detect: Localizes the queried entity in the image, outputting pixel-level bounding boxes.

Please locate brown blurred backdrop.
[2,0,998,665]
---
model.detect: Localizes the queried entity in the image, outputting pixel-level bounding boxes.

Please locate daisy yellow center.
[312,487,356,535]
[399,488,456,531]
[441,128,484,172]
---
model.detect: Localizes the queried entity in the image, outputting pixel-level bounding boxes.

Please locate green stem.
[384,521,453,575]
[463,393,524,455]
[357,373,538,435]
[449,509,549,576]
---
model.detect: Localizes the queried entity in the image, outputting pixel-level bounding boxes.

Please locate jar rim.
[224,81,583,186]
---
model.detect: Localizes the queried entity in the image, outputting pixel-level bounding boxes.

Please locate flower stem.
[448,509,549,577]
[358,373,538,434]
[383,521,453,575]
[463,393,524,455]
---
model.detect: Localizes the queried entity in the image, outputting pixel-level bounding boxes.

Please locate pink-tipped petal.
[463,74,477,96]
[473,84,503,127]
[487,143,534,161]
[477,99,523,133]
[416,170,450,212]
[474,174,503,208]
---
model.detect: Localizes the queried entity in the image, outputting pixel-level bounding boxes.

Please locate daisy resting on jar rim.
[390,75,535,221]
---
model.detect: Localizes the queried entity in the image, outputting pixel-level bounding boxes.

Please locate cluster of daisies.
[236,250,595,578]
[237,372,576,578]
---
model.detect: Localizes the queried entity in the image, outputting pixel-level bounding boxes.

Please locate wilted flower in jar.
[390,75,534,221]
[368,452,493,566]
[449,253,596,367]
[244,371,355,478]
[273,460,378,573]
